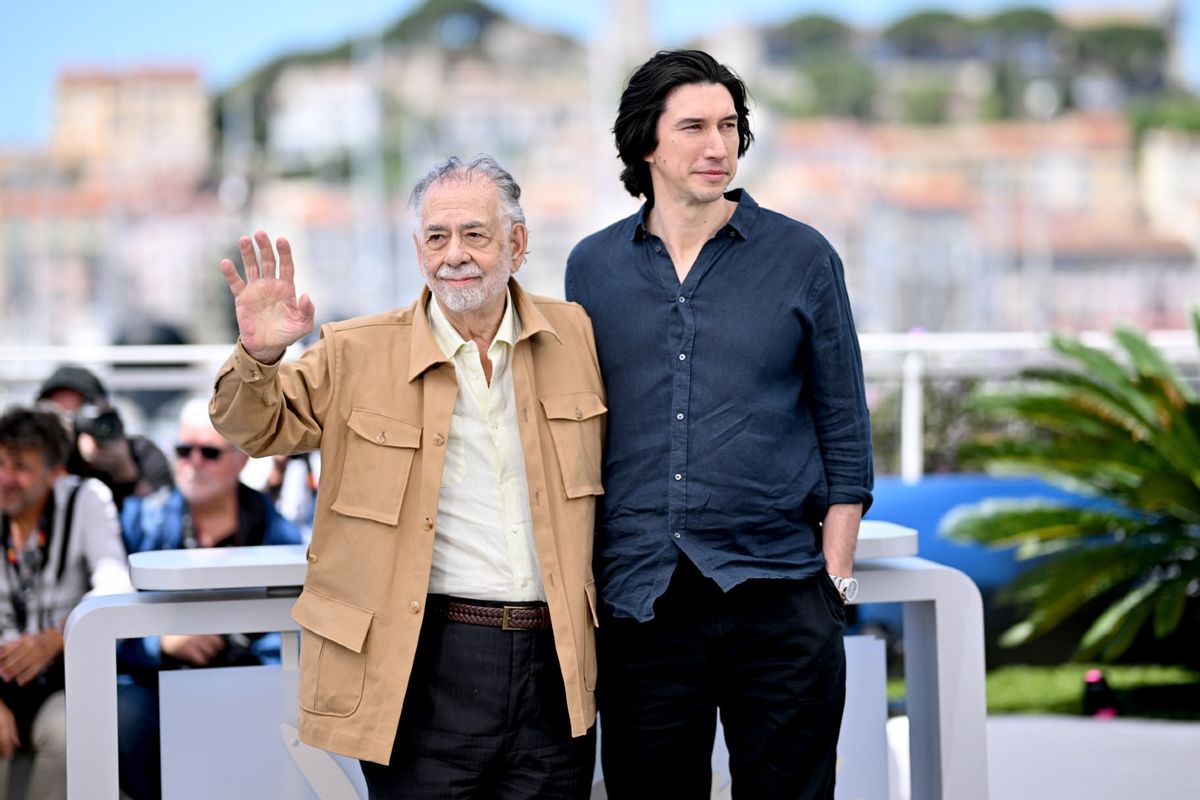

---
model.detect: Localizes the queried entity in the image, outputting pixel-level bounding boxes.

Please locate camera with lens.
[74,403,125,443]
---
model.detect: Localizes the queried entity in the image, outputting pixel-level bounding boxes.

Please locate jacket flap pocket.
[291,589,374,653]
[347,408,422,449]
[540,392,607,422]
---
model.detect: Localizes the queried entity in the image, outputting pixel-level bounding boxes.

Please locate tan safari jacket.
[209,280,605,764]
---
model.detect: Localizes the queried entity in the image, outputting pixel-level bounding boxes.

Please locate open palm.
[219,231,316,363]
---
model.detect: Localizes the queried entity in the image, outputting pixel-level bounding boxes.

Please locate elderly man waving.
[210,155,604,799]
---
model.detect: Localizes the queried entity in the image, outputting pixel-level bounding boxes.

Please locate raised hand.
[219,231,316,363]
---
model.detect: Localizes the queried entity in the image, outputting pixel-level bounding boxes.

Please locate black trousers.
[360,597,595,800]
[597,557,847,800]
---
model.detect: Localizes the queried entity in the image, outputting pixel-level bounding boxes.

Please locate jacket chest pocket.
[540,392,606,499]
[292,588,374,718]
[331,408,422,525]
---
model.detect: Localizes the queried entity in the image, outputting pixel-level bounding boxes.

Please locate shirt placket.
[489,343,538,597]
[653,231,734,550]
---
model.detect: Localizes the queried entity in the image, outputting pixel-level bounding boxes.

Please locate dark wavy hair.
[614,49,754,203]
[0,407,71,469]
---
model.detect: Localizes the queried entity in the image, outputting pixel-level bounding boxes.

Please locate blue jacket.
[120,483,302,668]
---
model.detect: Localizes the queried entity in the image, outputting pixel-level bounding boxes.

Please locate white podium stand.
[64,522,987,799]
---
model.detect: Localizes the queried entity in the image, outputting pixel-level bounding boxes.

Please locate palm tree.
[941,313,1200,660]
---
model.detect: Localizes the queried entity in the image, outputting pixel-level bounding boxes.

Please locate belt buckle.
[501,606,518,631]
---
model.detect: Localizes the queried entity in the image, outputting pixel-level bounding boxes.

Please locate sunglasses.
[174,444,226,461]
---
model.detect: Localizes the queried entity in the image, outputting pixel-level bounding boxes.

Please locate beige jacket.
[209,281,605,764]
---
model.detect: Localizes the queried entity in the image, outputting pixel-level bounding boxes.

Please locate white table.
[64,522,986,799]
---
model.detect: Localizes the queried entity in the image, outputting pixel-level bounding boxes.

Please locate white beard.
[428,257,512,313]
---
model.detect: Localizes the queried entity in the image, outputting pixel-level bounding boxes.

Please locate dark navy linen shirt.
[566,190,873,621]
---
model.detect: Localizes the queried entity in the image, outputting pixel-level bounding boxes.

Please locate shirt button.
[676,413,684,420]
[422,517,434,530]
[409,601,421,614]
[674,473,682,481]
[376,432,386,444]
[433,433,445,446]
[654,245,662,253]
[678,296,686,303]
[673,531,682,539]
[678,353,686,361]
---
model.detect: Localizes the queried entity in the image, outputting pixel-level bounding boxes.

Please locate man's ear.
[509,223,528,274]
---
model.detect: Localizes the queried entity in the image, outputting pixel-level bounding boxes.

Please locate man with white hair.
[117,397,301,800]
[210,155,604,798]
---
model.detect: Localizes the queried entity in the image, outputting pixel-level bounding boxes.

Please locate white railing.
[2,329,1196,483]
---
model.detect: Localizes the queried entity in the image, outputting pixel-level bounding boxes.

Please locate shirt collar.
[631,188,759,242]
[408,278,557,382]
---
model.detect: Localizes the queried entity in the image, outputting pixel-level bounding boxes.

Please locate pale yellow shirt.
[425,291,544,601]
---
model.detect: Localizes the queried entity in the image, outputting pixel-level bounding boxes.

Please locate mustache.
[436,264,484,280]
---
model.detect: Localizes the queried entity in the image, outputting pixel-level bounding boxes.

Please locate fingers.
[191,635,225,665]
[255,230,277,278]
[239,235,261,281]
[298,293,316,323]
[277,237,295,284]
[219,258,246,295]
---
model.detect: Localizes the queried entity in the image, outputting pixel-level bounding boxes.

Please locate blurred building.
[755,113,1197,332]
[52,66,210,189]
[1,1,1197,348]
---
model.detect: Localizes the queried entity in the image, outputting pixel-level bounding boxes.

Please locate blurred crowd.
[0,364,315,799]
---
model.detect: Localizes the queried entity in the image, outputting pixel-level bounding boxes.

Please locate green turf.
[887,664,1200,720]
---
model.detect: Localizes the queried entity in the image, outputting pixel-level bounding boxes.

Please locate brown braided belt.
[442,601,552,631]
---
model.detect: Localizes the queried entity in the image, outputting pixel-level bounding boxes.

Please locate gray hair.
[408,154,526,231]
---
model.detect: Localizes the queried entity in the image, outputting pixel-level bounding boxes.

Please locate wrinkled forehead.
[0,445,45,469]
[419,176,503,229]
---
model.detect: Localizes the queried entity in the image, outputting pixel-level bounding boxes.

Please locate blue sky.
[1,0,1195,146]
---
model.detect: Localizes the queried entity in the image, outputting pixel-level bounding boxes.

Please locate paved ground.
[887,714,1200,800]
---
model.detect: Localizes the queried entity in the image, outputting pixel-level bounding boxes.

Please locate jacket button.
[574,408,583,419]
[306,551,317,564]
[433,433,445,446]
[422,517,434,530]
[376,432,386,444]
[409,601,421,614]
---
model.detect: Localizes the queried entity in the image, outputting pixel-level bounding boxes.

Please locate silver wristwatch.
[828,574,859,603]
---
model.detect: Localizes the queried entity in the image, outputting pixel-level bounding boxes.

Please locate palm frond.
[1114,326,1195,404]
[941,501,1147,547]
[1076,579,1160,661]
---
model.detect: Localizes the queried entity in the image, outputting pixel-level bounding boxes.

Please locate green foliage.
[1076,23,1167,85]
[884,10,973,57]
[888,663,1200,719]
[983,8,1060,38]
[1130,94,1200,144]
[943,316,1200,661]
[902,81,952,124]
[781,14,854,53]
[870,378,1018,474]
[797,53,876,118]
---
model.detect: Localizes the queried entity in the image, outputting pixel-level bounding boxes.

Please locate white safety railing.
[2,330,1197,483]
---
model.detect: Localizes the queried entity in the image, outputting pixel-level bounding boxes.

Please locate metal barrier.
[3,330,1196,482]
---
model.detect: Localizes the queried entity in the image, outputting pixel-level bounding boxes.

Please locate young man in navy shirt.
[566,50,873,799]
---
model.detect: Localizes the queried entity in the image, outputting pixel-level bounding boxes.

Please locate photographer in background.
[37,366,173,511]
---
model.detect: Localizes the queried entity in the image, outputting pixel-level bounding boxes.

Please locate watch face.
[843,578,859,603]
